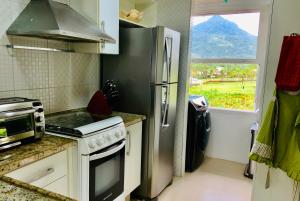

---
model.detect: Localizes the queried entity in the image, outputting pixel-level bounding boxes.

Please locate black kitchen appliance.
[185,96,211,172]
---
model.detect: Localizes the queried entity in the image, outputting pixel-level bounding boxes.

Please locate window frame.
[190,2,272,112]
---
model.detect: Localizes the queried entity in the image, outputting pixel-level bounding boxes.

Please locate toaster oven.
[0,97,45,150]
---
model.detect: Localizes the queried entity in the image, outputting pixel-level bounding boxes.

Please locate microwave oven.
[0,97,45,150]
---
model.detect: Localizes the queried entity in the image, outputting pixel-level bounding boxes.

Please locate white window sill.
[208,107,259,115]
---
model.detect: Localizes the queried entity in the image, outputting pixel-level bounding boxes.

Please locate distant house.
[190,77,203,86]
[215,66,224,76]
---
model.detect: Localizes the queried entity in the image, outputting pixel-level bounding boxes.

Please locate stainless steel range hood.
[7,0,115,43]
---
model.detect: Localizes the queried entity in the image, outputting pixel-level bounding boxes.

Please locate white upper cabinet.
[70,0,119,54]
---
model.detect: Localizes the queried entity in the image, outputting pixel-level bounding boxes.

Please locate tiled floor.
[158,158,252,201]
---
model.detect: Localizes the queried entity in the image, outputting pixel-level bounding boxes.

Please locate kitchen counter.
[112,112,146,127]
[0,135,76,176]
[0,176,75,201]
[0,135,77,201]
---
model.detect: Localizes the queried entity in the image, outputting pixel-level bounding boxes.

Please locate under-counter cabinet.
[5,150,74,198]
[124,121,143,196]
[70,0,119,54]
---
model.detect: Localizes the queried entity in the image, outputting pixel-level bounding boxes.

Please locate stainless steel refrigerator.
[102,26,180,199]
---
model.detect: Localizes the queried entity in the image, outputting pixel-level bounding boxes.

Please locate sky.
[191,13,260,36]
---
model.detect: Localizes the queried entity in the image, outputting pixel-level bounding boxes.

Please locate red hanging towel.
[275,35,300,91]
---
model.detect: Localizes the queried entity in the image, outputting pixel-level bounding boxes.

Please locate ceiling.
[191,0,273,16]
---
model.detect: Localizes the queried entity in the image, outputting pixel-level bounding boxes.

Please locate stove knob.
[88,140,96,149]
[32,102,42,107]
[106,135,112,141]
[115,131,120,138]
[96,138,104,146]
[36,108,44,113]
[36,126,45,133]
[121,129,125,137]
[35,116,44,123]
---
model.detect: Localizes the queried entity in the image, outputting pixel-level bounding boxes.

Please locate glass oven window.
[0,114,33,138]
[89,143,125,201]
[95,155,120,196]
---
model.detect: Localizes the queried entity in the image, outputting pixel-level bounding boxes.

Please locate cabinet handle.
[100,21,105,32]
[28,168,55,184]
[126,131,131,156]
[101,21,105,49]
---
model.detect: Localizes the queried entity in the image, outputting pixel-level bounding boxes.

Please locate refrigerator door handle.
[163,38,170,84]
[161,85,170,128]
[166,37,173,83]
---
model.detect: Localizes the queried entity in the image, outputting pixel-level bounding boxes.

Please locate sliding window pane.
[189,63,258,111]
[191,13,260,59]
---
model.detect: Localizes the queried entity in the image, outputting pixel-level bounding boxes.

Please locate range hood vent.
[7,0,115,43]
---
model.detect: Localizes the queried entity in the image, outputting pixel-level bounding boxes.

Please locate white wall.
[0,0,99,114]
[206,109,257,164]
[253,0,300,200]
[253,163,294,201]
[156,0,192,176]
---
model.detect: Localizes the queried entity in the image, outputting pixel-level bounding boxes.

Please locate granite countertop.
[0,135,76,176]
[112,111,146,127]
[0,135,76,201]
[0,176,76,201]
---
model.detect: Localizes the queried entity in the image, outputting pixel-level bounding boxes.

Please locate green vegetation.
[189,63,257,111]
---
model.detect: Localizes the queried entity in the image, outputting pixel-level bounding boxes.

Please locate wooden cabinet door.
[5,150,69,197]
[124,122,143,196]
[5,151,68,187]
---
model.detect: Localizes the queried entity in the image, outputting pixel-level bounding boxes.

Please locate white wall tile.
[70,84,98,109]
[70,53,100,86]
[49,51,71,87]
[0,91,15,99]
[13,49,49,90]
[49,85,98,113]
[49,87,73,113]
[15,88,50,113]
[0,47,14,91]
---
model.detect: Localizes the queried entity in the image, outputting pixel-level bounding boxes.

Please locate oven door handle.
[90,140,126,161]
[0,108,36,118]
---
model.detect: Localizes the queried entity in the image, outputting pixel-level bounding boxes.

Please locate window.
[189,12,262,111]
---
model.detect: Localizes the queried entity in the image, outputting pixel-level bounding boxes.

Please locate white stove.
[46,110,126,201]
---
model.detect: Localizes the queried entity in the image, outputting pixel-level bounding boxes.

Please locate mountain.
[191,16,257,59]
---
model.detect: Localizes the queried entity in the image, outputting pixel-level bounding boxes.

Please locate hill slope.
[191,16,257,59]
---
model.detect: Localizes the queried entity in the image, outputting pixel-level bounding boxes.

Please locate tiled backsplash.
[0,0,100,114]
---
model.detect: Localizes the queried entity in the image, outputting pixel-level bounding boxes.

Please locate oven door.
[89,140,125,201]
[0,108,36,148]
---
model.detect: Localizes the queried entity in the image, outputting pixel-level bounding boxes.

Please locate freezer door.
[150,83,178,198]
[102,28,156,114]
[155,27,181,85]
